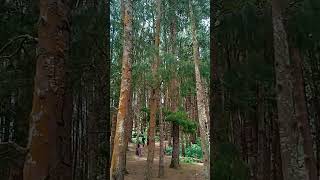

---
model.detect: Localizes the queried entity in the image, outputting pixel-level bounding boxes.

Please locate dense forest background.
[110,0,209,179]
[0,0,319,180]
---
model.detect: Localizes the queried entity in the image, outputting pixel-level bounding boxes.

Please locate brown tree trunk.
[170,123,180,168]
[23,0,72,179]
[144,0,161,179]
[123,87,133,174]
[111,112,117,157]
[168,0,178,165]
[271,110,283,180]
[158,98,165,177]
[210,0,225,178]
[189,1,209,179]
[88,91,98,180]
[290,47,318,180]
[110,0,133,179]
[271,0,302,179]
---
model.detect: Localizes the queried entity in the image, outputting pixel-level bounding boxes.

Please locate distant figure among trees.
[136,143,143,157]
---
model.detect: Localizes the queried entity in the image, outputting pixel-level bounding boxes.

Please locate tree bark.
[290,47,318,180]
[158,98,165,177]
[189,1,210,179]
[170,123,180,168]
[144,0,161,179]
[23,0,72,179]
[271,0,302,179]
[110,0,133,179]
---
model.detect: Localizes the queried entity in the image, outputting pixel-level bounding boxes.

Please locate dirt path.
[125,141,205,180]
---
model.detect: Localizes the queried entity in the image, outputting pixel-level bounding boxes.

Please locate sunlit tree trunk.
[123,87,133,174]
[110,0,133,179]
[189,1,209,179]
[144,0,161,179]
[23,0,72,179]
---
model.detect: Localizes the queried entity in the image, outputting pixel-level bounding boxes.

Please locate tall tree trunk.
[168,0,180,169]
[271,0,302,179]
[158,97,165,177]
[123,87,133,174]
[136,88,143,145]
[144,0,161,179]
[290,47,318,180]
[210,0,225,178]
[23,0,72,179]
[110,0,133,179]
[189,1,209,179]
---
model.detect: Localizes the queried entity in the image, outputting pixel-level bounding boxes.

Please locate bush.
[164,138,204,164]
[185,143,203,159]
[165,146,173,155]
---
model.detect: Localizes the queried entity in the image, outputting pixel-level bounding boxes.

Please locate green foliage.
[165,146,173,155]
[185,142,203,159]
[164,110,197,133]
[140,107,150,122]
[165,137,204,163]
[181,157,195,164]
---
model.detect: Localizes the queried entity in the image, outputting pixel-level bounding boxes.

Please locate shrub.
[185,143,203,159]
[165,146,173,155]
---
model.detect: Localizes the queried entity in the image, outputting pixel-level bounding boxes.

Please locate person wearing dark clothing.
[136,143,142,157]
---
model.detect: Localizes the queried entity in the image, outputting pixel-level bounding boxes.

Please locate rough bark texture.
[291,47,318,180]
[110,0,132,179]
[123,87,133,173]
[271,110,284,180]
[144,0,161,179]
[271,0,302,179]
[170,123,180,168]
[88,98,99,180]
[190,1,209,179]
[210,0,225,177]
[23,0,72,179]
[168,0,179,167]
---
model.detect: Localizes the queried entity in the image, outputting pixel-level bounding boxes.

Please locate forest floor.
[125,141,205,180]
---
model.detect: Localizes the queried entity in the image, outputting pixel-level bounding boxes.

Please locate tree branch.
[0,34,38,58]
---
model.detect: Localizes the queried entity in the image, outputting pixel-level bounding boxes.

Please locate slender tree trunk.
[136,88,143,144]
[158,98,165,177]
[291,47,318,180]
[144,0,161,179]
[190,1,209,179]
[168,0,178,166]
[110,0,133,179]
[271,0,302,179]
[23,0,72,179]
[181,133,185,157]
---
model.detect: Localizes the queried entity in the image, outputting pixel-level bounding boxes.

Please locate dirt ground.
[125,141,205,180]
